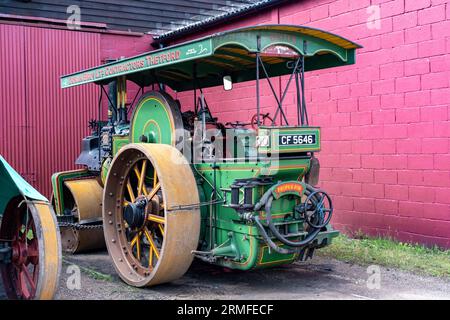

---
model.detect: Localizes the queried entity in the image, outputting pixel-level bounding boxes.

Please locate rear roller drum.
[103,143,200,287]
[0,197,61,299]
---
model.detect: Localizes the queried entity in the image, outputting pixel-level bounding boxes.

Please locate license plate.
[278,134,316,146]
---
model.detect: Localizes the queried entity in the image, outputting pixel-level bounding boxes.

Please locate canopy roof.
[0,155,48,215]
[61,25,361,92]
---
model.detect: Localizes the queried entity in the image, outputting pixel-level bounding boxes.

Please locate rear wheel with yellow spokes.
[103,143,200,287]
[122,157,164,270]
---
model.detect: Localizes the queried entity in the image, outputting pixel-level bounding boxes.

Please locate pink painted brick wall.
[172,0,450,248]
[101,33,153,113]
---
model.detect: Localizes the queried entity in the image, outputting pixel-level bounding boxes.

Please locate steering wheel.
[251,113,273,129]
[225,121,250,129]
[303,190,333,229]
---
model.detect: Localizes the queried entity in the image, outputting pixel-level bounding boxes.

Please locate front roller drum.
[60,227,105,254]
[0,197,61,299]
[59,179,105,253]
[103,143,200,287]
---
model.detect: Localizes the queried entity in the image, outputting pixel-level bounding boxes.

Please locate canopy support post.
[116,76,128,125]
[101,85,116,115]
[295,64,302,126]
[193,63,198,116]
[294,53,308,126]
[257,55,301,127]
[256,36,261,127]
[200,91,206,142]
[275,57,301,126]
[301,41,309,126]
[257,56,289,126]
[127,86,144,117]
[97,86,103,167]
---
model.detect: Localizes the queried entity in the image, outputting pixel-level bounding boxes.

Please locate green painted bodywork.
[61,25,361,92]
[51,169,93,215]
[112,135,129,155]
[0,155,48,216]
[193,156,338,269]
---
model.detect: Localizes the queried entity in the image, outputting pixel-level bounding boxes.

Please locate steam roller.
[0,155,61,299]
[55,25,362,287]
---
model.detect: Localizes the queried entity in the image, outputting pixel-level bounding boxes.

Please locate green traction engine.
[52,25,361,287]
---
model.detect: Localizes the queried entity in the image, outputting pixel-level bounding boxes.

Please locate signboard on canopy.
[61,39,213,88]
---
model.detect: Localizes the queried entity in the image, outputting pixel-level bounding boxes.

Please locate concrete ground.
[1,251,449,300]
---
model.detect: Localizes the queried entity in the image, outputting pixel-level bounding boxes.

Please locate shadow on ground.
[54,250,450,300]
[1,249,449,300]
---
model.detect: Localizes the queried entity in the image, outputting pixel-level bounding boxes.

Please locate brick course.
[174,0,450,248]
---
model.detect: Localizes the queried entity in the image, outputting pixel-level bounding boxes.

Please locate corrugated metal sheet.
[0,0,258,33]
[0,24,100,197]
[154,0,285,42]
[0,24,27,178]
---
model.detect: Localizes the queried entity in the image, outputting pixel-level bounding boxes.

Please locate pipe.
[252,184,333,252]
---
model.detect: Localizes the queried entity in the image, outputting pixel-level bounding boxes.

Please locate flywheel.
[103,143,200,287]
[0,197,61,299]
[130,91,184,146]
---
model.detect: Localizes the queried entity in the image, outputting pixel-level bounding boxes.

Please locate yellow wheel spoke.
[131,232,142,260]
[138,160,147,196]
[149,248,153,267]
[136,235,141,260]
[147,183,160,200]
[144,227,152,242]
[130,234,138,247]
[158,224,164,236]
[145,225,156,268]
[144,227,160,259]
[147,214,165,224]
[149,246,153,268]
[153,169,158,188]
[133,167,140,181]
[133,162,148,196]
[126,181,135,202]
[148,237,160,260]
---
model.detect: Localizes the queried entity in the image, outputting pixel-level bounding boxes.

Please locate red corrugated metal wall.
[0,25,27,179]
[0,24,101,197]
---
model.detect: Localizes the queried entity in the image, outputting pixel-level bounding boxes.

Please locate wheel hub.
[123,198,147,229]
[11,240,28,265]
